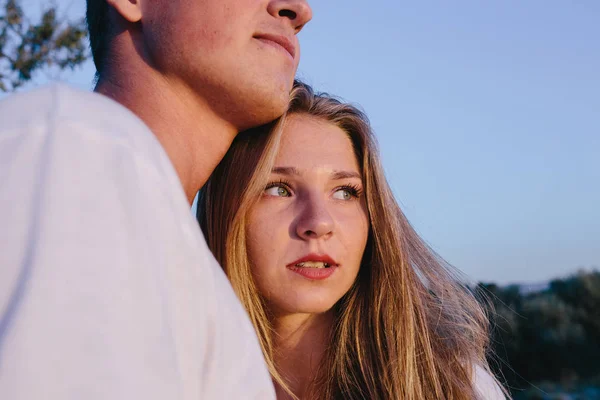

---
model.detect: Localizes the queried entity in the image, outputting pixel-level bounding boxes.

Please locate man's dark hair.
[86,0,111,75]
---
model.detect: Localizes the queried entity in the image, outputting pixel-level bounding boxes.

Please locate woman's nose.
[295,196,334,240]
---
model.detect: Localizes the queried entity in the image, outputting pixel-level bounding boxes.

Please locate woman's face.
[246,114,370,316]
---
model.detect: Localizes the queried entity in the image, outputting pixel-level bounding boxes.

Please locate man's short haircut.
[86,0,111,75]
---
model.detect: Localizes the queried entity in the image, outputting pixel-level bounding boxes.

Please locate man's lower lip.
[287,266,337,280]
[255,38,294,62]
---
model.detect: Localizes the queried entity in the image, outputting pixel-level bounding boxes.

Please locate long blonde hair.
[198,81,500,399]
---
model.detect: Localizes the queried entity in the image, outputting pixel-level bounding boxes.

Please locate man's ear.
[106,0,143,23]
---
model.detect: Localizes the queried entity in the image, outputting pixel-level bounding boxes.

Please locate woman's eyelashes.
[264,180,363,201]
[332,184,363,200]
[264,180,293,197]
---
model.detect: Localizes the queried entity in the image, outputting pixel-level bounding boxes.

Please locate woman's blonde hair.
[198,81,501,399]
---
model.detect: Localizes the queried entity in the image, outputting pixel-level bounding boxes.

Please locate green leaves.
[0,0,90,92]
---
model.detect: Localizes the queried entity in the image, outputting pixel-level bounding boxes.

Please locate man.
[0,0,311,398]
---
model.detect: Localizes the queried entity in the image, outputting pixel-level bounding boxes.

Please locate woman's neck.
[272,312,334,399]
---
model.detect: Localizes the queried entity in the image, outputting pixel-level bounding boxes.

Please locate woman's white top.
[474,365,507,399]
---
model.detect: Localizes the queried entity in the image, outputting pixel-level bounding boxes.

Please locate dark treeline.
[478,270,600,399]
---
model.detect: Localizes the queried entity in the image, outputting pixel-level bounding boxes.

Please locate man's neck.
[95,58,238,205]
[272,312,333,399]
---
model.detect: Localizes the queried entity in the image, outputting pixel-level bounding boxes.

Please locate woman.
[197,81,506,399]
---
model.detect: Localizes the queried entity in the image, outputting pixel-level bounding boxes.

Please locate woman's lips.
[287,253,338,268]
[286,253,339,280]
[287,264,338,280]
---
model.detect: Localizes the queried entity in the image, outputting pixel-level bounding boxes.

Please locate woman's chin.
[276,298,339,316]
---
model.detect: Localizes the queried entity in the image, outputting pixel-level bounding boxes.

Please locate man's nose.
[268,0,313,33]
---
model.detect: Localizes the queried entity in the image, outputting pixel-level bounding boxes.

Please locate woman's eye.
[265,185,290,197]
[332,189,353,200]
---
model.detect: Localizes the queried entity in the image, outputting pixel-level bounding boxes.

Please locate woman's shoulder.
[473,365,507,400]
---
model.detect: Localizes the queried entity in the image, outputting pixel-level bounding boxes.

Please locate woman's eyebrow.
[332,170,362,180]
[272,166,301,176]
[271,167,361,180]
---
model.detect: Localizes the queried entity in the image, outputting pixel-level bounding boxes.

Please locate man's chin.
[238,94,290,131]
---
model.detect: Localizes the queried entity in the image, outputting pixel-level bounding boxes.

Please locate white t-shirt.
[0,84,276,399]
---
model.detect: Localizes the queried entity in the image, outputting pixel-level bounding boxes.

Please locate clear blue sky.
[22,0,600,283]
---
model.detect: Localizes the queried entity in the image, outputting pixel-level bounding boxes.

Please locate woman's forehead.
[276,114,360,174]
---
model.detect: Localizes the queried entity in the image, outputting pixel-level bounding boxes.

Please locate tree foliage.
[0,0,89,92]
[479,270,600,399]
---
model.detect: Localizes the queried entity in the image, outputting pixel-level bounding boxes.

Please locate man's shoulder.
[0,83,177,203]
[0,83,152,146]
[1,83,119,121]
